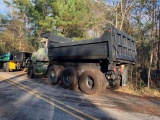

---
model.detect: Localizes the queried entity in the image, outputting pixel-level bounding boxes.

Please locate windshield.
[39,38,48,48]
[39,41,46,48]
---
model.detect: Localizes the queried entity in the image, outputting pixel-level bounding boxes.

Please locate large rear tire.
[95,70,108,92]
[61,67,78,89]
[47,65,61,85]
[79,69,103,95]
[27,62,35,79]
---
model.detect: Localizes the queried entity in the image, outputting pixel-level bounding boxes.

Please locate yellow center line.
[0,75,98,120]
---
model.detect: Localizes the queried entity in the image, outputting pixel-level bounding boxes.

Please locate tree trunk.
[157,41,160,74]
[148,51,153,88]
[157,9,160,74]
[120,15,125,30]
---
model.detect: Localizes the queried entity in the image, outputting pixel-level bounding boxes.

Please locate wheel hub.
[50,70,56,79]
[86,77,94,89]
[64,73,71,84]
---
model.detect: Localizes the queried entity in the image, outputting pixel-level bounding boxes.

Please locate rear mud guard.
[122,66,129,86]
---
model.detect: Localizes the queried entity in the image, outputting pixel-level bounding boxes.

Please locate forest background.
[0,0,160,97]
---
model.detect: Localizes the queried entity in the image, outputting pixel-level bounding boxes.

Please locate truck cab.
[27,37,49,78]
[31,38,48,62]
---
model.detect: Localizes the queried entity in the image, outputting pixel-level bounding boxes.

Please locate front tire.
[47,65,62,85]
[27,62,35,79]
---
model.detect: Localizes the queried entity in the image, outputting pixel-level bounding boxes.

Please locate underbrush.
[117,83,160,97]
[116,68,160,97]
[117,87,160,97]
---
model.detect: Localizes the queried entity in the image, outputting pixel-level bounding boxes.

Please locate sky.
[0,0,115,15]
[0,0,11,15]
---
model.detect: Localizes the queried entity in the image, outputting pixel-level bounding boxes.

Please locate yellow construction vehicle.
[1,52,31,72]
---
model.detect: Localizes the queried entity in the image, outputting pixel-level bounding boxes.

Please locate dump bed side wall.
[48,26,136,64]
[48,39,109,60]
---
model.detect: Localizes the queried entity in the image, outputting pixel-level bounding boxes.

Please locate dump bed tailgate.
[104,27,136,64]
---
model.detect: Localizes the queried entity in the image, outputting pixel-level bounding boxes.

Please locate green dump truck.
[27,26,137,95]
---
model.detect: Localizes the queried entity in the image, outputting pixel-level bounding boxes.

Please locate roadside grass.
[116,74,160,97]
[117,85,160,98]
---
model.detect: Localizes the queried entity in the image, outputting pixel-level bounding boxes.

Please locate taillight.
[113,67,123,73]
[113,68,117,72]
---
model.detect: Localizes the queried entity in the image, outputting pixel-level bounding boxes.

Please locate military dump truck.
[1,52,31,72]
[27,26,136,95]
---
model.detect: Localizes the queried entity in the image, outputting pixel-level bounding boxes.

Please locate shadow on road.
[0,72,160,119]
[0,73,114,120]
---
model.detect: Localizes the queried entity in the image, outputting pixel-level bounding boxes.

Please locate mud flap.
[122,66,129,86]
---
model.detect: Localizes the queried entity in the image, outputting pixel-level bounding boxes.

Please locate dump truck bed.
[47,26,136,64]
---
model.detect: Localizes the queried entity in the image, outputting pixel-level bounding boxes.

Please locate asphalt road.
[0,70,160,120]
